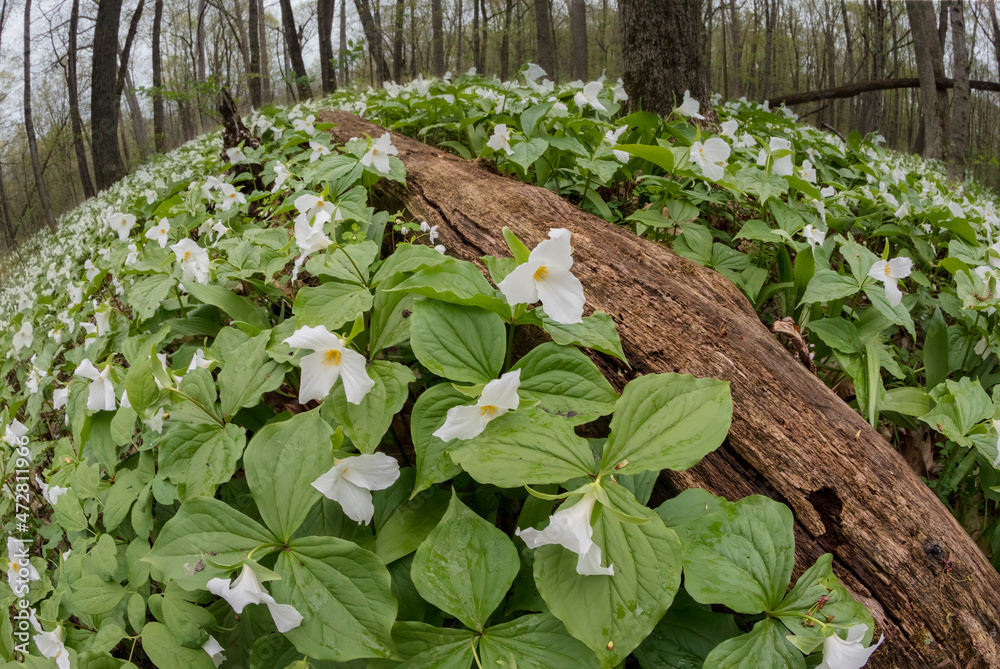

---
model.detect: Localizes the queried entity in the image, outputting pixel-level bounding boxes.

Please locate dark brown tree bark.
[392,0,405,81]
[761,0,777,99]
[767,76,1000,108]
[473,0,480,72]
[948,0,970,182]
[152,0,166,152]
[319,0,338,93]
[480,0,487,73]
[501,0,513,80]
[457,0,464,73]
[354,0,391,83]
[340,0,349,84]
[0,162,14,248]
[320,109,1000,669]
[620,0,716,123]
[68,0,95,199]
[570,0,588,81]
[259,0,271,102]
[278,0,313,99]
[196,0,208,131]
[906,1,945,159]
[534,0,555,76]
[431,0,445,76]
[728,0,742,98]
[24,0,56,232]
[249,0,262,106]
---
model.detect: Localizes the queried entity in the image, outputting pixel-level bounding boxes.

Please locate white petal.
[207,565,267,613]
[338,348,375,404]
[479,370,521,410]
[867,260,888,282]
[202,636,226,668]
[339,453,400,491]
[536,268,586,325]
[283,325,343,352]
[886,257,913,279]
[266,600,304,632]
[498,263,541,306]
[312,466,376,524]
[576,542,615,576]
[884,280,903,307]
[516,493,597,556]
[433,403,493,441]
[531,228,574,271]
[75,359,101,381]
[297,351,340,404]
[702,137,732,163]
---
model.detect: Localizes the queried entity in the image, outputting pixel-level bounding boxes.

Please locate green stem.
[503,322,517,371]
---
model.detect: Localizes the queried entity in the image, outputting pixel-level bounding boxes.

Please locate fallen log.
[321,111,1000,668]
[767,76,1000,108]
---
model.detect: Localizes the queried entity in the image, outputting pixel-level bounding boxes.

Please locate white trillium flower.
[75,359,117,412]
[52,387,69,410]
[612,78,628,102]
[291,211,333,282]
[293,114,316,134]
[225,147,248,164]
[13,321,33,353]
[125,243,140,266]
[523,63,547,85]
[690,138,731,181]
[120,389,132,409]
[895,201,911,219]
[821,185,836,198]
[39,481,69,506]
[28,611,69,669]
[801,224,826,248]
[171,239,211,285]
[107,212,136,241]
[187,348,214,372]
[312,452,400,525]
[361,133,398,174]
[800,159,817,183]
[144,407,166,434]
[84,259,100,282]
[272,161,292,192]
[868,257,913,307]
[207,563,303,633]
[434,370,521,441]
[145,219,171,248]
[202,636,226,668]
[7,537,41,588]
[216,183,246,211]
[573,81,607,112]
[498,228,586,325]
[720,119,739,137]
[675,90,705,120]
[516,489,614,576]
[604,127,629,163]
[757,137,794,176]
[309,140,331,163]
[3,419,28,446]
[144,189,158,205]
[283,325,375,404]
[94,307,112,337]
[817,623,884,669]
[295,193,337,222]
[487,124,514,156]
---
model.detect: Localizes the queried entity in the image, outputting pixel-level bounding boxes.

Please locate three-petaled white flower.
[604,127,629,163]
[690,138,731,181]
[171,239,211,285]
[145,219,171,248]
[6,536,41,590]
[75,359,117,411]
[801,224,826,248]
[283,325,375,404]
[293,114,316,134]
[434,370,521,441]
[675,90,705,120]
[868,257,913,307]
[187,348,214,372]
[720,119,739,137]
[84,259,99,282]
[487,124,514,156]
[39,480,68,506]
[291,211,333,282]
[216,183,246,212]
[207,563,303,633]
[817,623,883,669]
[225,147,248,164]
[757,137,794,176]
[498,228,586,325]
[3,419,28,446]
[516,489,614,576]
[144,407,166,434]
[12,321,33,353]
[573,81,607,113]
[125,244,140,266]
[27,610,69,669]
[312,452,400,525]
[800,159,817,183]
[107,212,136,241]
[272,161,292,192]
[361,133,398,174]
[612,78,628,102]
[309,140,331,163]
[202,636,226,668]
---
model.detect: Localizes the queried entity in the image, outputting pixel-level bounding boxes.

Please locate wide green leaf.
[387,258,510,317]
[158,404,247,498]
[217,331,288,417]
[410,298,506,384]
[141,623,215,669]
[182,281,270,329]
[328,360,415,454]
[293,281,374,332]
[633,588,741,669]
[702,618,805,669]
[513,342,618,425]
[409,383,468,495]
[478,613,600,669]
[386,622,477,669]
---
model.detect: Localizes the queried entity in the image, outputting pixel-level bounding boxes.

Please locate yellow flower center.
[884,265,892,276]
[533,265,549,281]
[183,251,191,261]
[323,349,341,366]
[480,405,498,416]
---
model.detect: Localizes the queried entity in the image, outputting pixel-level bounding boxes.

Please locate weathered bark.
[354,0,391,83]
[0,163,14,248]
[906,1,945,159]
[761,0,776,100]
[320,110,1000,669]
[196,0,208,131]
[278,0,313,100]
[989,1,1000,79]
[534,0,555,76]
[392,0,405,81]
[123,67,150,156]
[249,0,262,107]
[68,0,95,198]
[473,0,480,72]
[431,0,445,76]
[620,0,716,123]
[728,0,742,98]
[152,0,165,152]
[570,0,588,81]
[768,77,1000,108]
[259,0,270,102]
[340,0,349,84]
[948,1,970,182]
[457,0,464,73]
[319,0,337,94]
[500,0,512,81]
[23,0,56,232]
[217,88,263,192]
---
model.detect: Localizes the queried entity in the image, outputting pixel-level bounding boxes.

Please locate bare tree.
[948,0,970,182]
[354,0,390,82]
[534,0,555,76]
[906,1,944,159]
[24,0,57,232]
[0,0,16,245]
[392,0,405,81]
[153,0,166,152]
[68,0,95,198]
[432,0,445,76]
[570,0,588,81]
[278,0,313,99]
[249,0,262,106]
[319,0,338,93]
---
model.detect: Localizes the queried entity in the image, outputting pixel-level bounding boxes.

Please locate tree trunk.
[570,0,588,81]
[152,0,165,152]
[249,0,262,106]
[501,0,513,80]
[196,0,208,132]
[354,0,391,83]
[472,0,480,72]
[259,0,270,102]
[480,0,487,74]
[24,0,56,232]
[392,0,405,81]
[0,164,14,248]
[906,1,944,159]
[948,1,970,182]
[761,0,776,100]
[534,0,555,76]
[319,0,338,93]
[320,109,1000,669]
[278,0,313,99]
[767,76,1000,108]
[123,67,150,156]
[457,0,464,73]
[340,0,349,84]
[989,1,1000,79]
[68,0,95,198]
[431,0,445,76]
[728,0,741,98]
[620,0,716,123]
